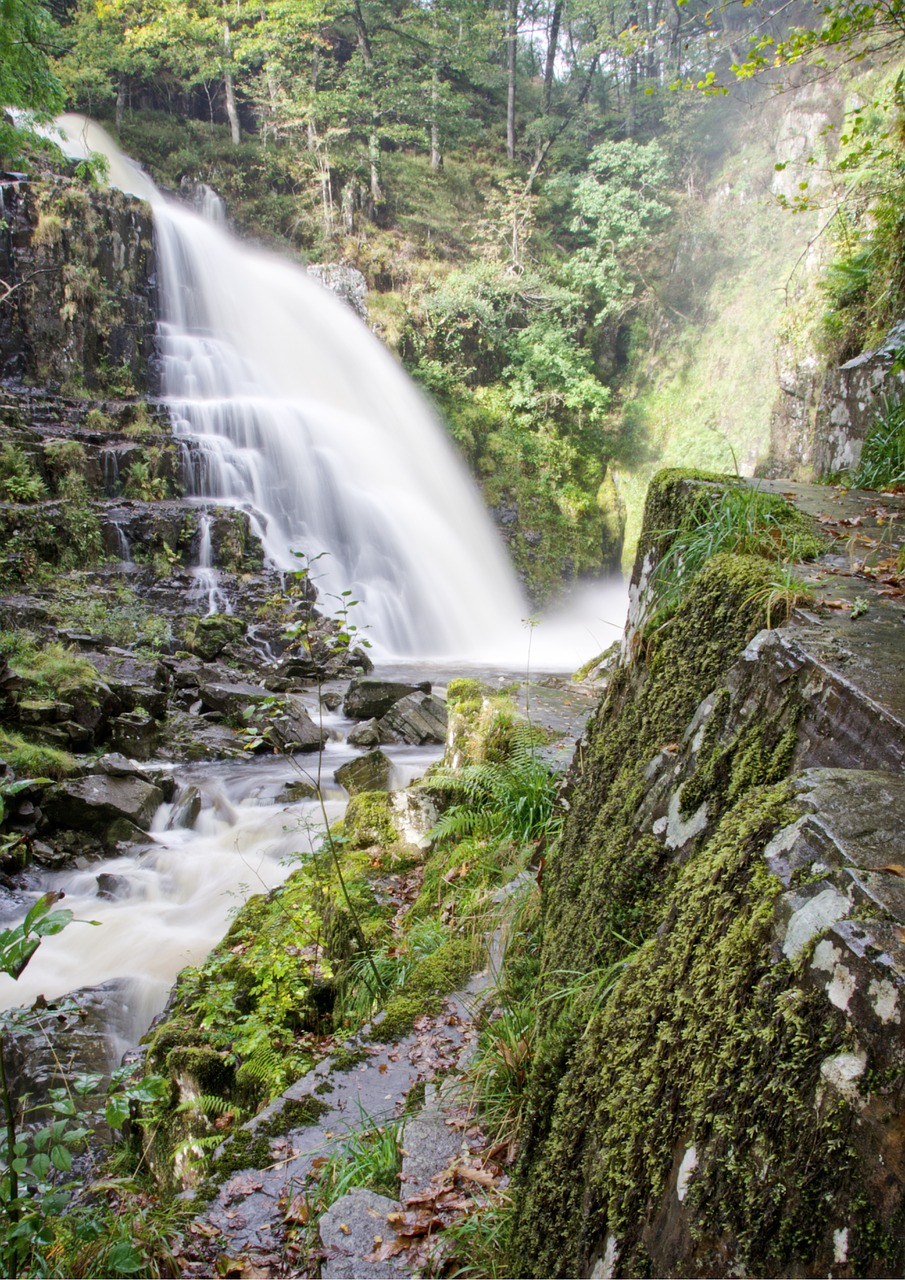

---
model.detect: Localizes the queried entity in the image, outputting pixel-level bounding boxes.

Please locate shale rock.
[343,678,431,721]
[319,1188,406,1279]
[377,692,447,745]
[44,774,164,840]
[335,750,393,795]
[347,718,381,748]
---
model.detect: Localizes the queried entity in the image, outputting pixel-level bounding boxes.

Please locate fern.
[175,1093,233,1119]
[425,729,560,848]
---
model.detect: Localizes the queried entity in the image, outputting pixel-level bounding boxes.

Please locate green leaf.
[108,1242,146,1274]
[50,1143,72,1172]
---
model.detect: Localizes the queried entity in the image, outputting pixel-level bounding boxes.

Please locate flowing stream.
[0,117,628,1053]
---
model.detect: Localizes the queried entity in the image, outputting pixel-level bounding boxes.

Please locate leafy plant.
[0,446,46,505]
[425,728,561,848]
[852,393,905,490]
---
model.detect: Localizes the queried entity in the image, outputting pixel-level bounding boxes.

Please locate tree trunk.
[115,78,126,132]
[506,0,517,159]
[542,0,563,114]
[223,22,240,145]
[430,68,442,169]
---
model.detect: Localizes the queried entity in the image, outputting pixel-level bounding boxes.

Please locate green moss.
[370,936,475,1042]
[344,791,398,849]
[0,728,75,778]
[509,785,865,1277]
[446,678,493,705]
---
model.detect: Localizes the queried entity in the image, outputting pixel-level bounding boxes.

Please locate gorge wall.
[509,471,905,1277]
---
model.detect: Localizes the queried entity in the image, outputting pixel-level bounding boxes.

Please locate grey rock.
[378,693,447,746]
[347,718,381,748]
[167,785,202,830]
[400,1102,462,1193]
[319,1188,405,1279]
[276,779,319,803]
[335,750,393,795]
[96,871,130,899]
[44,774,164,836]
[109,711,160,762]
[343,678,431,721]
[321,690,343,711]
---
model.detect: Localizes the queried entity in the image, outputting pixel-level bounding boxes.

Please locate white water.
[0,117,628,1050]
[47,114,626,667]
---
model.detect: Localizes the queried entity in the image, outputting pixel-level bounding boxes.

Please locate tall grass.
[852,394,905,490]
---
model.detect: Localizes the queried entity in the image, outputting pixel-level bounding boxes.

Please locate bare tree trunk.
[506,0,517,159]
[352,2,383,204]
[542,0,563,113]
[223,22,241,145]
[115,78,126,132]
[430,68,442,168]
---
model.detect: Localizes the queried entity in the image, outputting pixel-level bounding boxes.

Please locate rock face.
[343,678,431,721]
[0,178,157,394]
[306,263,369,322]
[768,318,905,480]
[508,471,905,1279]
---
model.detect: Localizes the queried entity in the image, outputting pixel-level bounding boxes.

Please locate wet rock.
[319,1188,405,1280]
[180,613,247,661]
[96,871,130,899]
[167,785,202,829]
[159,712,243,762]
[276,779,320,803]
[197,679,271,719]
[91,753,177,800]
[17,698,64,725]
[109,710,161,762]
[86,650,170,718]
[44,773,164,838]
[377,693,447,746]
[31,839,70,868]
[347,718,381,748]
[343,678,431,721]
[264,697,325,753]
[321,690,343,711]
[335,750,393,795]
[400,1099,462,1193]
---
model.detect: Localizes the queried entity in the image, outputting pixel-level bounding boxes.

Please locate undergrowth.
[852,393,905,490]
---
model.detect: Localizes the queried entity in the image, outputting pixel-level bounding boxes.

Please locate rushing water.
[0,116,628,1049]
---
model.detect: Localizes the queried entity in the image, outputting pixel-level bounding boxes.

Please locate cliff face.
[0,178,157,396]
[510,471,905,1278]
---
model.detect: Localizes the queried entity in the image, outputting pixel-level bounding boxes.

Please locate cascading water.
[51,115,530,659]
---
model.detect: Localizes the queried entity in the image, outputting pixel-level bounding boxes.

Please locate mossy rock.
[344,791,399,849]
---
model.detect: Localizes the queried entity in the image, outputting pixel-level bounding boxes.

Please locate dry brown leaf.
[379,1062,388,1074]
[878,864,905,877]
[455,1165,496,1187]
[339,1223,350,1235]
[284,1193,309,1225]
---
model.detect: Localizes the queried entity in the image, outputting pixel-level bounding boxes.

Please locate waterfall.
[49,115,529,660]
[190,510,233,617]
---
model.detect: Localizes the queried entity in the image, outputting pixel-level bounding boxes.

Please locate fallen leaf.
[284,1193,309,1224]
[455,1164,496,1187]
[339,1223,350,1236]
[878,864,905,878]
[379,1062,388,1074]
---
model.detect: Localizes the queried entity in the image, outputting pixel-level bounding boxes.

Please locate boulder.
[44,774,164,838]
[377,693,447,746]
[335,750,393,795]
[197,679,273,720]
[96,872,130,899]
[85,650,169,718]
[166,785,202,830]
[259,696,325,753]
[347,718,381,748]
[343,678,431,721]
[91,753,177,800]
[181,614,247,661]
[109,711,161,762]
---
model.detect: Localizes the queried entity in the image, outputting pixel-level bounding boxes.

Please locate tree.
[0,0,64,166]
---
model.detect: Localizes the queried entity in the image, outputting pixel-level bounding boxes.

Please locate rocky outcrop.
[769,320,905,481]
[44,773,164,849]
[335,749,394,795]
[343,678,431,721]
[0,178,157,395]
[509,471,905,1279]
[306,263,369,322]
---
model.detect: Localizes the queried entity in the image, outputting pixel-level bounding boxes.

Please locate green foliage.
[648,480,825,617]
[0,446,46,505]
[427,729,561,848]
[0,729,75,780]
[567,139,672,325]
[852,393,905,490]
[0,0,64,168]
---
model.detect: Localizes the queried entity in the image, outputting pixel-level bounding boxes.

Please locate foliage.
[0,447,47,505]
[648,481,825,616]
[0,729,74,780]
[305,1111,404,1212]
[0,0,64,167]
[852,393,905,489]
